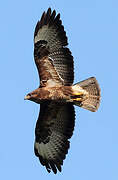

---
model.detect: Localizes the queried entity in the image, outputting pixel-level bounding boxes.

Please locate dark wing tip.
[34,141,70,174]
[34,8,67,46]
[34,146,61,174]
[34,8,54,37]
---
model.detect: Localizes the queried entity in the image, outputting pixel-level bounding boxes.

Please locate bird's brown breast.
[37,86,73,103]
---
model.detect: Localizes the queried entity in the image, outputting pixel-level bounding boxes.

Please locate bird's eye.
[28,93,31,97]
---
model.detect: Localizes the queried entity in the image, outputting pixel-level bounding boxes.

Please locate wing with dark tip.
[34,8,74,87]
[34,102,75,174]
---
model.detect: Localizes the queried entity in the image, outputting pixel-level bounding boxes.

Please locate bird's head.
[24,90,40,103]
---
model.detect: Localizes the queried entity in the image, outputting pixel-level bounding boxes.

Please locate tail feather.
[73,77,101,112]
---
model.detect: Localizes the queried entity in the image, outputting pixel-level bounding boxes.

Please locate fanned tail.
[72,77,101,112]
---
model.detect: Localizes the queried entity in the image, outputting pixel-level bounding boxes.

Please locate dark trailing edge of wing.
[49,48,74,85]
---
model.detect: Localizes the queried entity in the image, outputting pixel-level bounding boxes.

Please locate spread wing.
[34,8,74,87]
[34,102,75,174]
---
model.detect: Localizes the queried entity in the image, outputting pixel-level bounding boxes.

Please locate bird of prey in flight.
[24,8,101,174]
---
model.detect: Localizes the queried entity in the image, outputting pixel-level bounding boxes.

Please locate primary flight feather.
[24,8,101,174]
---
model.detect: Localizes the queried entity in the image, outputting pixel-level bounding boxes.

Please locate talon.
[74,92,84,96]
[72,98,82,101]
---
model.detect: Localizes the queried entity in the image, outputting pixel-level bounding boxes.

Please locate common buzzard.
[24,8,101,174]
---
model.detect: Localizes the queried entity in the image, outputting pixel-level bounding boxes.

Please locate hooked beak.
[24,94,31,100]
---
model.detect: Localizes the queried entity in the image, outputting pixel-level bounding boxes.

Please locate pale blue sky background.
[0,0,118,179]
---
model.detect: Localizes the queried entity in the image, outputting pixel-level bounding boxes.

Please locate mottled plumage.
[24,8,101,174]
